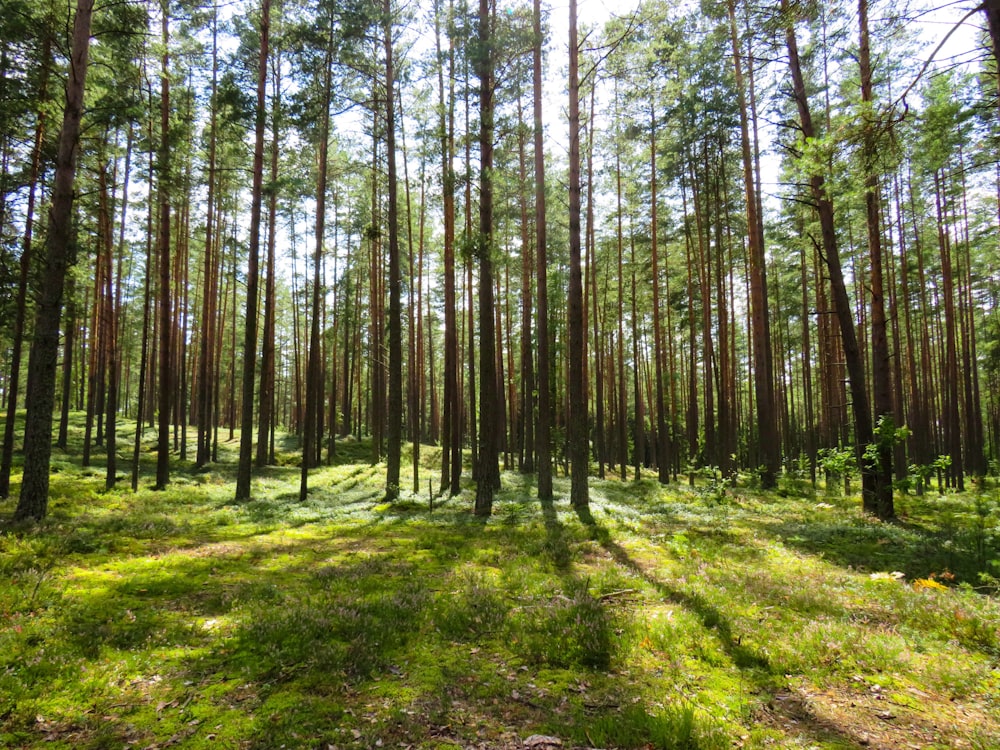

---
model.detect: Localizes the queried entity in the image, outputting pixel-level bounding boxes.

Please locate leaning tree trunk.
[782,0,877,508]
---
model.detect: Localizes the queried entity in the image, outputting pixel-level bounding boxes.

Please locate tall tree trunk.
[197,1,220,469]
[614,111,627,481]
[257,42,280,468]
[14,0,94,522]
[517,93,534,474]
[435,0,461,495]
[384,1,403,502]
[235,0,270,501]
[107,128,132,489]
[155,6,173,490]
[934,170,964,490]
[533,0,552,501]
[648,105,668,485]
[133,96,156,490]
[728,0,778,487]
[0,30,51,497]
[858,0,894,518]
[474,0,500,516]
[301,40,332,501]
[782,0,877,507]
[585,82,604,480]
[566,0,588,507]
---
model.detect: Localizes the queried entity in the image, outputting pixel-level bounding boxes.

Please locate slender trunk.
[155,7,173,490]
[197,2,219,468]
[235,0,270,500]
[533,0,552,500]
[648,105,668,485]
[257,43,280,467]
[107,128,132,489]
[301,40,332,500]
[474,0,500,515]
[385,3,403,502]
[728,0,778,487]
[566,0,588,506]
[0,31,51,497]
[858,0,894,518]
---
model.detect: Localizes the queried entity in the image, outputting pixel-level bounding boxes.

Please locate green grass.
[1,416,999,748]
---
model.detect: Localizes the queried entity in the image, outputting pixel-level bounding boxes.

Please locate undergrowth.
[1,417,999,749]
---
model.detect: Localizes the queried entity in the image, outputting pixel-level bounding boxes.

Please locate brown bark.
[14,0,94,521]
[385,0,403,502]
[782,0,876,506]
[859,0,894,518]
[236,0,270,501]
[533,0,553,500]
[729,0,778,487]
[474,0,500,515]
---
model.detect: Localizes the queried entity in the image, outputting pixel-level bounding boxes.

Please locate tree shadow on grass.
[572,504,875,750]
[748,513,996,586]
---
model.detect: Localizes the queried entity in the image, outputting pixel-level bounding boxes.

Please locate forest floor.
[1,418,1000,749]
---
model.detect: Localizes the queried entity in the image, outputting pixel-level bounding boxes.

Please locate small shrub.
[433,570,509,640]
[508,582,616,670]
[234,585,428,680]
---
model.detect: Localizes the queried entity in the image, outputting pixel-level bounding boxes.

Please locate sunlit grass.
[1,415,999,748]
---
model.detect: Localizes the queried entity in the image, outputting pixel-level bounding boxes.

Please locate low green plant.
[508,581,617,669]
[562,702,729,750]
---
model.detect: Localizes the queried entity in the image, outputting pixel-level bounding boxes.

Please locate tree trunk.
[533,0,553,501]
[474,0,500,515]
[782,0,877,507]
[257,42,280,468]
[235,0,270,501]
[154,6,173,490]
[728,0,778,487]
[0,29,50,497]
[566,0,588,508]
[858,0,894,519]
[301,40,332,501]
[384,0,403,502]
[14,0,94,522]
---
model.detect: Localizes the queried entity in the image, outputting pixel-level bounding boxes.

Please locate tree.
[474,0,500,516]
[533,0,553,502]
[14,0,95,521]
[727,0,778,488]
[384,0,403,502]
[235,0,271,502]
[154,1,173,491]
[566,0,588,508]
[780,0,877,510]
[858,0,894,519]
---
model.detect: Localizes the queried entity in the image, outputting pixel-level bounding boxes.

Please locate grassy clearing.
[1,418,999,749]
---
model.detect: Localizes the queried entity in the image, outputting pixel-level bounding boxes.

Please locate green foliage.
[508,581,617,670]
[564,702,729,750]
